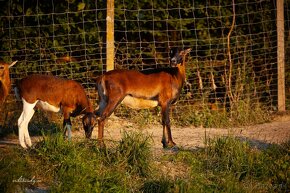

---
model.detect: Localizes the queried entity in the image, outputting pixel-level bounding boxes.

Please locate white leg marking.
[23,107,35,147]
[18,111,26,148]
[18,99,37,148]
[66,124,72,140]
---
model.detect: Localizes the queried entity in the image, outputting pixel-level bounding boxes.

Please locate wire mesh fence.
[0,0,289,126]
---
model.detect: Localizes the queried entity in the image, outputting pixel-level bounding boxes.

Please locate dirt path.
[1,114,290,150]
[99,115,290,150]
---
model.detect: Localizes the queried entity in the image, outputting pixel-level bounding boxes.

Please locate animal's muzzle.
[171,58,177,65]
[85,126,94,139]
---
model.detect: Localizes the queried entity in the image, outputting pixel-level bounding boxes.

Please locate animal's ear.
[184,48,192,54]
[180,48,192,56]
[9,61,18,68]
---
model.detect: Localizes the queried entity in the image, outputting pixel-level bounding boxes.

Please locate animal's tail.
[95,75,106,96]
[94,75,106,117]
[95,76,102,86]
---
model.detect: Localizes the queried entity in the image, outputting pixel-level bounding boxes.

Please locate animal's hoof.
[26,140,32,148]
[168,142,176,148]
[170,145,179,152]
[20,143,28,149]
[97,140,106,149]
[162,141,177,149]
[161,141,167,148]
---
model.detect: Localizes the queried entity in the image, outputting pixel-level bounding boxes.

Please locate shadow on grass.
[236,136,274,150]
[0,108,62,140]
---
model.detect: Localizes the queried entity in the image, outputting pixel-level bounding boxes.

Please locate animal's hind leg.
[97,93,123,146]
[23,108,35,147]
[18,111,25,147]
[18,99,37,148]
[96,97,107,117]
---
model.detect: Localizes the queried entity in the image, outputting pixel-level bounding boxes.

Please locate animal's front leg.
[161,103,176,148]
[97,119,105,148]
[161,124,168,148]
[63,122,72,140]
[63,110,72,140]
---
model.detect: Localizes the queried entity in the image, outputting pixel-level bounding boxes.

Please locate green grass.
[0,148,34,193]
[0,131,289,193]
[169,137,290,193]
[32,131,153,193]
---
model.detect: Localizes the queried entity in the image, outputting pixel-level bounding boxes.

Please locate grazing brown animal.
[0,61,17,105]
[15,74,96,148]
[95,48,191,148]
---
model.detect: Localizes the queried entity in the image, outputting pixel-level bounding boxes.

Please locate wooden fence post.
[277,0,286,111]
[106,0,114,71]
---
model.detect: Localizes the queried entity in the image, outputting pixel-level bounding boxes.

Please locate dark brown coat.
[96,48,191,148]
[18,74,93,116]
[17,74,96,142]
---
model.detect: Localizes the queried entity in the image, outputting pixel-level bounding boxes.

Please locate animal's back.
[18,74,86,106]
[102,69,175,98]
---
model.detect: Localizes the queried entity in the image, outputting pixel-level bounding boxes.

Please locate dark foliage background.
[0,0,289,115]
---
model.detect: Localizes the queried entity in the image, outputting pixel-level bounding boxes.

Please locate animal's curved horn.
[80,107,87,114]
[9,61,18,68]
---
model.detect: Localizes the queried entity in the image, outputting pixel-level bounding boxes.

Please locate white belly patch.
[37,101,60,112]
[122,96,158,109]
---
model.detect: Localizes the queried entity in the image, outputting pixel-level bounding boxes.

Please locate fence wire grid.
[0,0,289,125]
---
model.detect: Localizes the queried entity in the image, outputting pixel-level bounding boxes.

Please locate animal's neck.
[177,60,186,82]
[85,104,94,113]
[1,78,10,95]
[0,83,5,103]
[2,70,10,83]
[0,79,10,104]
[71,101,93,117]
[80,99,94,114]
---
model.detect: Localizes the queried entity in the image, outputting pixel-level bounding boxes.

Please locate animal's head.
[0,61,17,81]
[82,112,96,138]
[169,48,192,67]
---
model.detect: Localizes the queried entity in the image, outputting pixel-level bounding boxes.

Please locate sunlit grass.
[0,130,289,192]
